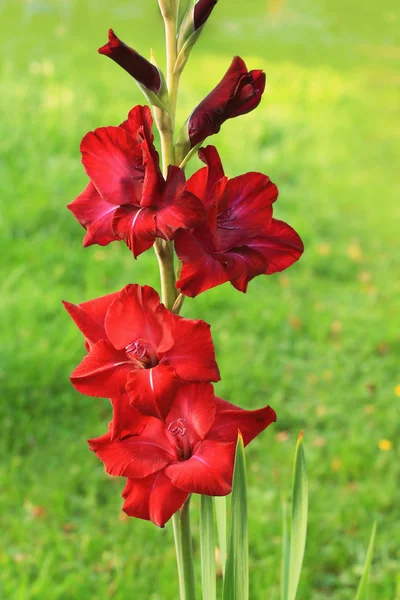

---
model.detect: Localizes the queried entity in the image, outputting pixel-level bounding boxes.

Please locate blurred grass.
[1,0,399,598]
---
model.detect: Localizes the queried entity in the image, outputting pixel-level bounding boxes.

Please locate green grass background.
[1,0,399,598]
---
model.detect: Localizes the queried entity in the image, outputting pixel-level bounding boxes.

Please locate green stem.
[154,238,177,308]
[172,497,197,600]
[165,15,179,127]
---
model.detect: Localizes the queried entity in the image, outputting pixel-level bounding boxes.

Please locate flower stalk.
[172,497,197,600]
[156,5,196,598]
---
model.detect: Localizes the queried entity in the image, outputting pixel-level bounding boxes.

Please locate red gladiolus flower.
[175,146,304,297]
[89,383,276,527]
[67,105,203,257]
[98,29,161,93]
[63,284,220,419]
[188,56,266,147]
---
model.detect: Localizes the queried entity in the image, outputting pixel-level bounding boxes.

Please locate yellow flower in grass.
[394,384,400,397]
[378,439,392,451]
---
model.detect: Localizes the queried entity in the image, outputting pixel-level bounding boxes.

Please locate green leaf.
[355,522,377,600]
[223,433,248,600]
[214,496,227,578]
[281,497,290,600]
[287,432,308,600]
[200,495,216,600]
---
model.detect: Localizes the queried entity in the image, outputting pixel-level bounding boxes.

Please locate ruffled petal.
[70,340,132,397]
[110,394,150,440]
[67,182,119,247]
[247,219,304,274]
[155,166,204,240]
[63,291,117,345]
[121,105,154,142]
[126,364,180,420]
[210,398,276,447]
[165,317,220,382]
[215,172,277,250]
[223,246,268,292]
[165,439,235,495]
[139,133,164,208]
[89,419,177,479]
[122,473,188,527]
[166,383,216,447]
[175,230,228,297]
[112,204,156,258]
[105,284,175,353]
[185,146,225,211]
[80,126,143,205]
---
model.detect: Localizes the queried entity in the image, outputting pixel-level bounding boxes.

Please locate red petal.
[67,182,119,247]
[126,364,180,420]
[210,398,276,447]
[110,394,150,440]
[155,167,204,240]
[215,172,277,250]
[165,439,235,495]
[89,419,177,479]
[105,284,175,353]
[166,383,216,447]
[122,105,154,142]
[175,230,228,297]
[63,291,117,345]
[223,246,268,292]
[185,146,225,210]
[112,204,156,258]
[166,317,220,382]
[70,340,132,397]
[139,134,164,208]
[80,126,143,205]
[122,473,188,527]
[247,219,304,274]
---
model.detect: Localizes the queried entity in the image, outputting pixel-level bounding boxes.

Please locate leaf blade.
[214,495,227,578]
[355,522,377,600]
[287,432,308,600]
[200,494,217,600]
[281,497,290,600]
[223,433,248,600]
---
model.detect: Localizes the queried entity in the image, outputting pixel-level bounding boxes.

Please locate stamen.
[125,340,147,359]
[217,208,239,231]
[167,419,187,437]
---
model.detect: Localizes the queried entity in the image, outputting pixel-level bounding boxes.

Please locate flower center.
[167,419,191,460]
[217,208,239,230]
[168,419,187,437]
[125,339,157,368]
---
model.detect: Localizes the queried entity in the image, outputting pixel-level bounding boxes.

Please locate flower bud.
[176,0,218,72]
[186,56,266,147]
[99,29,161,94]
[194,0,218,30]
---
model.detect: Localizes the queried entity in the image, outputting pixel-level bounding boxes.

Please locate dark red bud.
[98,29,161,93]
[194,0,218,30]
[188,56,266,147]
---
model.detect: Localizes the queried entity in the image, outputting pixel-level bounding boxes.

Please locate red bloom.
[89,383,276,527]
[175,146,304,297]
[99,29,161,93]
[67,105,203,257]
[188,56,266,147]
[63,284,220,419]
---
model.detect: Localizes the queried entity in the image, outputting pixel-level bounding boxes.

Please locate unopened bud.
[99,30,168,110]
[175,0,218,73]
